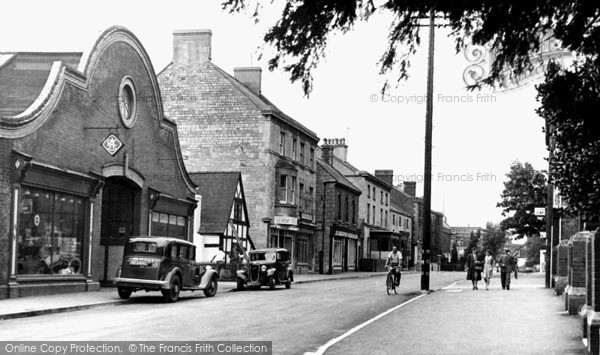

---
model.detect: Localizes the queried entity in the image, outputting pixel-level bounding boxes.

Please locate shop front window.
[18,187,85,275]
[297,234,308,264]
[151,212,187,239]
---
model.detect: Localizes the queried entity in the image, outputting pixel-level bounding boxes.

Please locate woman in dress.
[483,249,495,290]
[466,248,482,290]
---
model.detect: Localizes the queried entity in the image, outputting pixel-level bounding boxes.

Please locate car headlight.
[261,265,267,272]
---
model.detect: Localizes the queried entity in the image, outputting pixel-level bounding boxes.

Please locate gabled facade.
[190,172,252,278]
[0,27,198,298]
[158,30,319,273]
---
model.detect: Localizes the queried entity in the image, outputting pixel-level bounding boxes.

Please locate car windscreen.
[126,242,158,254]
[250,252,276,262]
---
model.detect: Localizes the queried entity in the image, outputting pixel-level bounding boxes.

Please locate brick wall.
[1,33,196,294]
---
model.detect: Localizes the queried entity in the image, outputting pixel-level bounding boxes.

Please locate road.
[0,273,463,355]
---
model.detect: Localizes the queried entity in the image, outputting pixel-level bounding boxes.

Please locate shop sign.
[274,216,298,226]
[300,211,313,221]
[101,133,124,156]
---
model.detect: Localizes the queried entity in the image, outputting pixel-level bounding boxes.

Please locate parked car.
[113,237,219,302]
[236,248,293,290]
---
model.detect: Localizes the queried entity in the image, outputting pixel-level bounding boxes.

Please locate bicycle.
[386,265,401,295]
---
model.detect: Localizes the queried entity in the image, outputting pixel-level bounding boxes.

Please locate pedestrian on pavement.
[466,248,482,290]
[210,246,226,275]
[498,249,514,290]
[483,249,495,290]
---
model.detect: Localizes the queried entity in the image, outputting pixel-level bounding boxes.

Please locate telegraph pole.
[421,9,435,291]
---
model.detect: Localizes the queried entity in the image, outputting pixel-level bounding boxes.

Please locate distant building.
[450,226,483,257]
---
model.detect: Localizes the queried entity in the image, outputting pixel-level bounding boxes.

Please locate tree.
[223,0,600,95]
[223,1,600,216]
[496,161,547,238]
[537,61,600,222]
[480,222,506,259]
[524,235,545,267]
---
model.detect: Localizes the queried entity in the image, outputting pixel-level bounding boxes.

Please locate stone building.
[158,30,319,273]
[0,27,198,298]
[315,148,361,274]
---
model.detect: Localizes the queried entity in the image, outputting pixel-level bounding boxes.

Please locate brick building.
[0,27,198,298]
[316,148,361,274]
[158,30,320,273]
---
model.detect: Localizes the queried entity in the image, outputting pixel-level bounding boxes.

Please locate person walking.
[210,246,226,275]
[498,249,514,290]
[466,248,482,290]
[482,249,495,290]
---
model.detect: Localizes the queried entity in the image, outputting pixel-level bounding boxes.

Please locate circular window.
[118,77,137,128]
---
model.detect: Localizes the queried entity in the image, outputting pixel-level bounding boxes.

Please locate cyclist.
[385,246,403,286]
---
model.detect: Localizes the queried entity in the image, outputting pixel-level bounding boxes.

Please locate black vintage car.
[236,248,293,290]
[113,237,219,302]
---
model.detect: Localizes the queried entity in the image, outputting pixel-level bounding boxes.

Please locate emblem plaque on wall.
[101,133,124,156]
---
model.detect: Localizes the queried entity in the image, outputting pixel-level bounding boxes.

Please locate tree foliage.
[524,235,545,267]
[537,61,600,221]
[223,0,600,217]
[497,162,547,238]
[222,0,600,95]
[463,230,481,259]
[481,222,506,259]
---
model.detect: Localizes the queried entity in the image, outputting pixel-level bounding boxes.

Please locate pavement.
[319,271,587,355]
[0,271,390,320]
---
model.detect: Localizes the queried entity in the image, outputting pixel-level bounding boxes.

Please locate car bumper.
[113,277,170,290]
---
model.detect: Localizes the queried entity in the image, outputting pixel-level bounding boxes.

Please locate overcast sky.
[1,1,550,227]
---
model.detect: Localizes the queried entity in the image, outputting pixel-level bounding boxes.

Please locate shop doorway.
[100,176,141,284]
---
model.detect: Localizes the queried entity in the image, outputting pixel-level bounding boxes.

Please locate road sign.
[534,207,546,216]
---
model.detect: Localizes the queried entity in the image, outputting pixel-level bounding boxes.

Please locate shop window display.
[18,188,85,275]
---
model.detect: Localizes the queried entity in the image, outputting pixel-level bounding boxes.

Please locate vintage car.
[113,237,219,302]
[236,248,293,290]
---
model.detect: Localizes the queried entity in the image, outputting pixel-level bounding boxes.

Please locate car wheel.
[236,278,245,291]
[285,280,291,289]
[268,276,276,290]
[203,277,218,297]
[162,275,181,303]
[117,287,132,300]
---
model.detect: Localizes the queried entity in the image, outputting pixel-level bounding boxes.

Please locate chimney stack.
[403,181,416,197]
[322,138,348,162]
[321,141,334,165]
[234,67,262,96]
[173,29,212,64]
[375,170,394,186]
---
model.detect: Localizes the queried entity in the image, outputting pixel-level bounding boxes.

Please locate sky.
[0,1,551,228]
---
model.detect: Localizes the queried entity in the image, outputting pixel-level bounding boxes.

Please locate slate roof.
[0,52,82,116]
[159,61,319,142]
[317,159,361,194]
[190,172,241,234]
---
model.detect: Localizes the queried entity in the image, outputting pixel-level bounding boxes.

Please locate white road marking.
[304,294,426,355]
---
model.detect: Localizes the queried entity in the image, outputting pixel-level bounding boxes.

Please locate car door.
[277,251,289,281]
